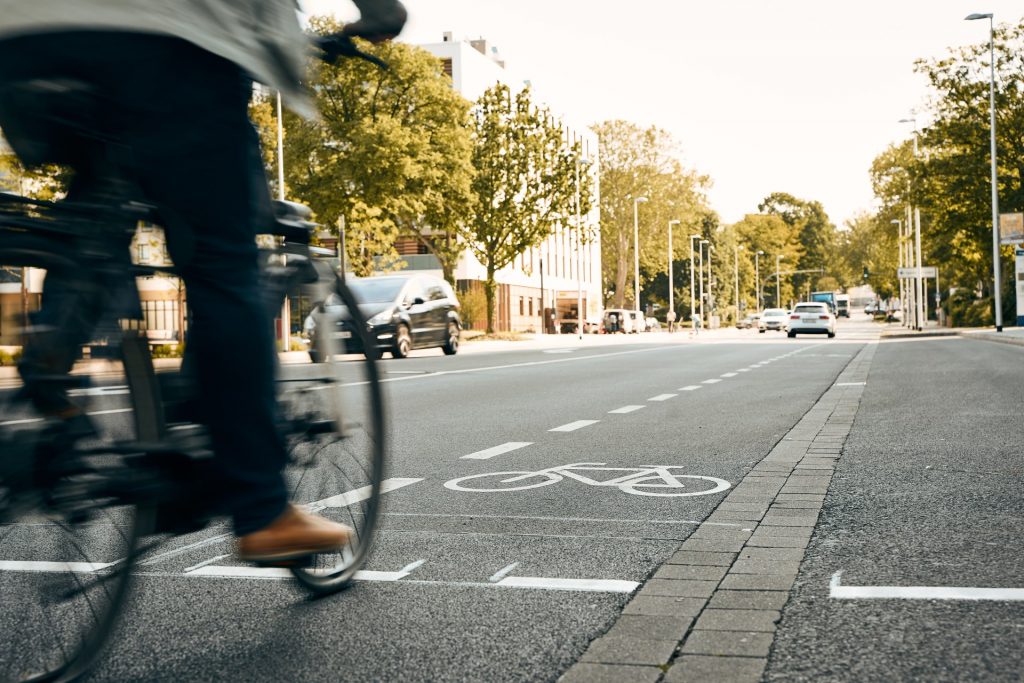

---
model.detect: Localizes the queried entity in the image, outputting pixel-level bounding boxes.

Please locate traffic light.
[862,266,869,280]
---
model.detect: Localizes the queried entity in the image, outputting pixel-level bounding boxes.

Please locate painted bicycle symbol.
[444,462,731,497]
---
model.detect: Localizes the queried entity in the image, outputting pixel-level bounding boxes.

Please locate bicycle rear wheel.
[0,233,153,682]
[275,269,386,594]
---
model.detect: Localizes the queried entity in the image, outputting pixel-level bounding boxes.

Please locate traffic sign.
[897,267,937,278]
[1000,212,1024,245]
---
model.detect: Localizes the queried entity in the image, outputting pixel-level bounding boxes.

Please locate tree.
[759,192,839,299]
[467,83,589,332]
[730,213,802,309]
[269,17,475,281]
[592,120,712,310]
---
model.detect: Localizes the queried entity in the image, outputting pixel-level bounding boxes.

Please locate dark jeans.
[0,32,288,535]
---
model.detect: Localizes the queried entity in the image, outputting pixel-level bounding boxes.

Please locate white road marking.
[461,442,533,460]
[608,405,645,414]
[183,554,231,574]
[489,562,520,583]
[720,372,738,378]
[0,560,112,573]
[311,477,423,509]
[0,405,132,427]
[701,379,722,384]
[88,408,133,417]
[495,576,639,593]
[549,420,599,432]
[68,385,130,397]
[386,512,743,528]
[186,565,413,582]
[737,369,750,373]
[542,349,576,354]
[679,385,702,391]
[399,559,426,574]
[648,394,677,401]
[836,382,867,387]
[830,572,1024,601]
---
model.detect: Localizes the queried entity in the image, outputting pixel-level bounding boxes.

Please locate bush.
[0,348,22,366]
[947,290,992,328]
[149,343,184,359]
[459,287,487,330]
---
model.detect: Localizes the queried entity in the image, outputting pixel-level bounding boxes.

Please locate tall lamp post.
[668,220,680,325]
[690,234,701,332]
[966,12,1002,332]
[775,254,785,308]
[575,155,590,340]
[707,245,714,328]
[891,219,906,326]
[699,240,708,329]
[754,250,764,313]
[632,196,649,313]
[733,244,744,326]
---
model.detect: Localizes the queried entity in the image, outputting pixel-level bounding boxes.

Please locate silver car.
[758,308,789,333]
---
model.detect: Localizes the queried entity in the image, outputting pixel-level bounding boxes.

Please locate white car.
[787,302,836,338]
[758,308,789,333]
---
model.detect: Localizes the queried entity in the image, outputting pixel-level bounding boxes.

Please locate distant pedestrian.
[667,309,677,333]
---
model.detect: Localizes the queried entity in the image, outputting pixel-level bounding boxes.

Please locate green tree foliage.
[758,192,843,299]
[468,83,590,332]
[272,17,475,281]
[729,213,802,310]
[592,120,712,311]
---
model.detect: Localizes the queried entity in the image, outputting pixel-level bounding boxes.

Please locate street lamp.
[699,240,708,330]
[707,244,714,328]
[891,219,906,326]
[775,254,785,308]
[632,196,649,313]
[733,244,744,326]
[668,220,680,329]
[754,250,764,313]
[966,12,1002,332]
[575,155,590,340]
[899,116,924,330]
[690,234,701,332]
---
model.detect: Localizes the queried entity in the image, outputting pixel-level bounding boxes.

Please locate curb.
[959,331,1024,348]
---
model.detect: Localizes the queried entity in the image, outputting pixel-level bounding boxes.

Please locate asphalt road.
[11,316,1019,681]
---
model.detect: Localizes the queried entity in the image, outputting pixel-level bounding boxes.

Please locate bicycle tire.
[0,234,152,683]
[275,269,387,594]
[443,471,562,493]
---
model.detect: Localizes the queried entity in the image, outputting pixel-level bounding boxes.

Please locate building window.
[519,296,524,316]
[137,245,149,262]
[528,298,533,316]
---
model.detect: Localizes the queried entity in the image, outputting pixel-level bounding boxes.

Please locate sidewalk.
[880,321,1024,348]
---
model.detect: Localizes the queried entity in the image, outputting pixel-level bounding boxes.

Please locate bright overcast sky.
[304,1,1023,229]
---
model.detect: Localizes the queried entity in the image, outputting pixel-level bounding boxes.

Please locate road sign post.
[1016,248,1024,327]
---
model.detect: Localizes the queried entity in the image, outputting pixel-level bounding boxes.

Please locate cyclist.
[0,0,406,562]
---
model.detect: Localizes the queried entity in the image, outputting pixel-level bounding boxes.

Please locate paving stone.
[666,551,736,566]
[679,539,746,553]
[719,573,797,591]
[739,547,805,562]
[560,663,663,683]
[605,615,694,641]
[745,535,810,549]
[708,590,790,610]
[654,564,729,581]
[705,511,764,523]
[750,526,813,539]
[715,503,771,512]
[778,487,830,495]
[623,596,707,617]
[774,494,825,502]
[785,476,832,486]
[690,527,753,541]
[663,655,767,683]
[694,608,781,632]
[680,630,774,657]
[769,501,822,509]
[638,579,719,598]
[764,507,820,517]
[728,560,802,575]
[758,516,817,527]
[580,636,678,666]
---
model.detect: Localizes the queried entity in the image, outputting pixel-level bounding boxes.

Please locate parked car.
[737,313,760,329]
[602,308,632,333]
[305,273,461,360]
[787,302,836,338]
[758,308,789,333]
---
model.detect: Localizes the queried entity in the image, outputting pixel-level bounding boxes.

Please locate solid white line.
[88,408,133,416]
[549,420,599,432]
[384,512,742,527]
[830,572,1024,601]
[836,382,866,387]
[183,554,231,574]
[737,369,750,372]
[461,442,533,460]
[489,562,520,583]
[311,477,423,509]
[495,576,639,593]
[69,386,130,397]
[0,406,131,427]
[679,385,702,391]
[186,565,411,581]
[608,405,645,414]
[648,394,677,402]
[701,379,722,384]
[0,560,111,573]
[399,559,426,574]
[720,372,738,378]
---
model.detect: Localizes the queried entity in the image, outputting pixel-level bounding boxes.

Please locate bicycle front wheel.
[275,269,387,594]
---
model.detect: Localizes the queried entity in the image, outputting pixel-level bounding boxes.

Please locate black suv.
[306,274,461,360]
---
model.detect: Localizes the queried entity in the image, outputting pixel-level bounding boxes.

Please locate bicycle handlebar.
[314,34,389,70]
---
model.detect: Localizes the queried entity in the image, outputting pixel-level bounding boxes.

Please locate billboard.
[1000,213,1024,245]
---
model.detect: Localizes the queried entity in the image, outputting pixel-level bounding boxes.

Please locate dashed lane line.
[679,385,702,391]
[647,394,677,402]
[549,420,599,432]
[720,372,738,378]
[608,405,645,414]
[830,572,1024,602]
[701,379,722,385]
[461,442,533,460]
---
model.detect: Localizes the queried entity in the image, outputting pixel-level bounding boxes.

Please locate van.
[835,294,850,318]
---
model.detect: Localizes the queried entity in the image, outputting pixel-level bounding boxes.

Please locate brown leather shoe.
[237,504,354,562]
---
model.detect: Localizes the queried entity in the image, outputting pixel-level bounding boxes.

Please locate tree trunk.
[614,233,629,309]
[484,263,497,334]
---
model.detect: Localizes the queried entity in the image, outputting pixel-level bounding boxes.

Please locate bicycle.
[0,37,387,683]
[444,463,731,497]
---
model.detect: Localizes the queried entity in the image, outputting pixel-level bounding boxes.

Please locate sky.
[304,0,1023,229]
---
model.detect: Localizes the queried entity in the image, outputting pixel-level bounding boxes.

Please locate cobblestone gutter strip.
[559,340,879,683]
